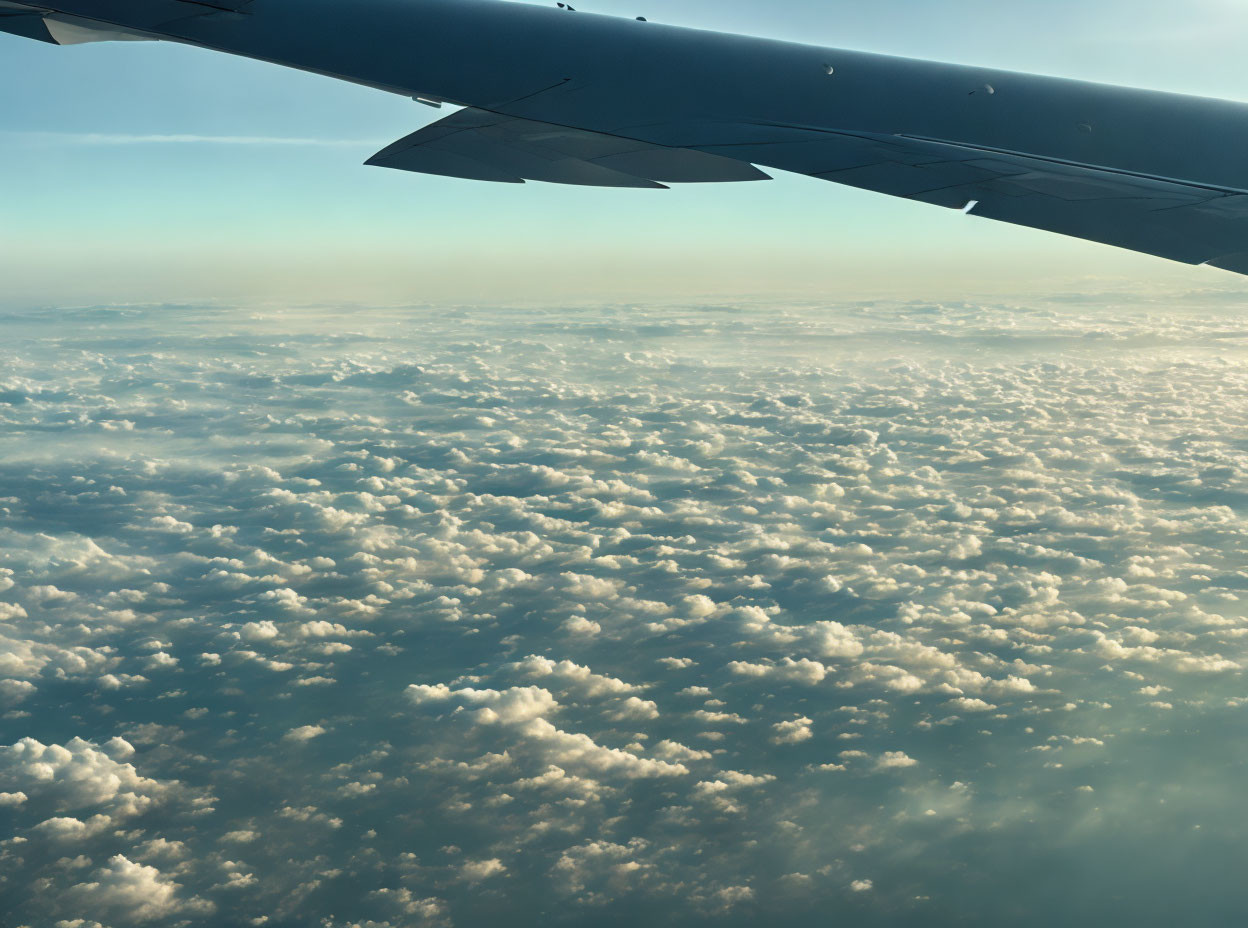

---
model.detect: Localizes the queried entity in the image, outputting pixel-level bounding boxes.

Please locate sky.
[5,5,1248,927]
[5,0,1248,303]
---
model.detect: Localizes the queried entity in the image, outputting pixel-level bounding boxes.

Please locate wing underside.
[675,125,1248,272]
[367,108,772,189]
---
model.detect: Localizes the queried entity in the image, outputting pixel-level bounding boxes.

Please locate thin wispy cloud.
[3,130,384,147]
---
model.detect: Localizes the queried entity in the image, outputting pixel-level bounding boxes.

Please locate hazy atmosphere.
[4,2,1248,926]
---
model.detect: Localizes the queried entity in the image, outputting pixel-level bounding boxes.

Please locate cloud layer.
[1,293,1247,926]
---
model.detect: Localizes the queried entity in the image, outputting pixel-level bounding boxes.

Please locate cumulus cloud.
[772,717,815,744]
[241,620,280,641]
[874,751,919,771]
[730,658,829,685]
[284,725,327,742]
[408,684,560,725]
[0,678,36,705]
[552,838,652,897]
[611,696,660,721]
[63,855,208,922]
[0,737,166,818]
[522,719,688,779]
[370,887,450,924]
[947,698,998,713]
[511,655,643,698]
[458,858,507,883]
[32,814,110,840]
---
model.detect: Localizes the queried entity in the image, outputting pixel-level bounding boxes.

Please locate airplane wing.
[8,0,1248,273]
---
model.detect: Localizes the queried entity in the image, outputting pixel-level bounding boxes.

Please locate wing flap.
[43,15,157,44]
[368,108,771,188]
[0,3,157,43]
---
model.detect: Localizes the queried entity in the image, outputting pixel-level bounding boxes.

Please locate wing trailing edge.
[367,108,772,189]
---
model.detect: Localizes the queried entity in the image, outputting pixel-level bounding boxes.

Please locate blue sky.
[4,0,1248,304]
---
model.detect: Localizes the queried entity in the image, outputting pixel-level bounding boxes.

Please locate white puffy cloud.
[149,515,194,534]
[284,725,327,742]
[407,683,455,705]
[611,696,660,721]
[410,684,560,726]
[772,717,815,744]
[241,620,280,641]
[652,740,713,762]
[874,752,919,771]
[299,620,369,639]
[520,719,688,779]
[256,588,312,614]
[0,737,166,819]
[947,697,998,713]
[712,885,756,908]
[690,770,778,814]
[370,887,450,924]
[562,615,602,636]
[552,838,652,897]
[63,855,208,921]
[407,681,683,777]
[729,658,828,685]
[561,573,623,601]
[511,655,642,698]
[458,858,507,883]
[0,678,36,705]
[0,634,112,690]
[32,815,110,840]
[145,651,178,670]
